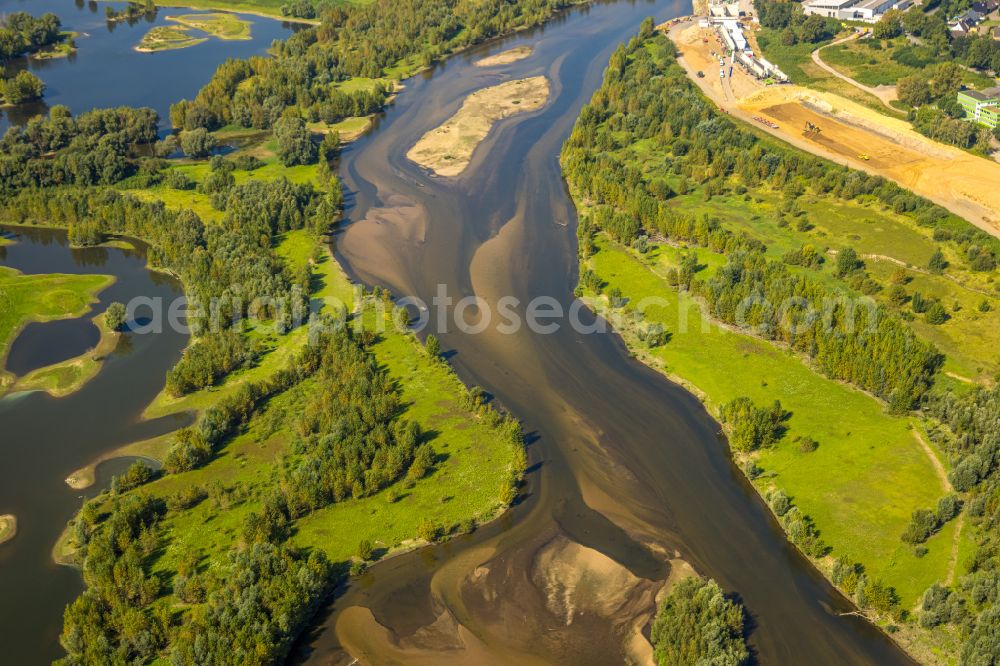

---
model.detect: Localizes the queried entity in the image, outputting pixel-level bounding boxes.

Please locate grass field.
[620,136,1000,383]
[0,266,114,391]
[581,235,954,606]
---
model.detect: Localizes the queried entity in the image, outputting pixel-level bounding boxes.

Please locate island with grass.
[561,22,1000,663]
[137,12,251,52]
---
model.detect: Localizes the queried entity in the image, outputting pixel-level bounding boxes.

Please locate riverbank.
[0,265,115,396]
[8,314,120,398]
[560,28,986,663]
[407,76,550,176]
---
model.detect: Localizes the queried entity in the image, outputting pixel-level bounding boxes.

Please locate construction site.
[666,18,1000,238]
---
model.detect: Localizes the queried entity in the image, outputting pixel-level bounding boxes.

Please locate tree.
[179,128,216,158]
[928,249,948,273]
[274,116,316,166]
[425,334,441,358]
[835,247,863,277]
[925,302,949,324]
[873,11,902,40]
[897,74,931,108]
[357,539,374,560]
[105,302,127,332]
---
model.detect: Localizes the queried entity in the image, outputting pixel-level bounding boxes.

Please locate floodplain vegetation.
[562,21,1000,663]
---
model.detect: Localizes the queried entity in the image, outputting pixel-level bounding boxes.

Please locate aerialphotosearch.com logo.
[119,282,883,339]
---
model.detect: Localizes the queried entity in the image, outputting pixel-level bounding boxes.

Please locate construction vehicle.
[857,154,870,160]
[804,121,822,136]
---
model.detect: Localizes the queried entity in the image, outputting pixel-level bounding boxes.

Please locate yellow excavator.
[804,121,822,136]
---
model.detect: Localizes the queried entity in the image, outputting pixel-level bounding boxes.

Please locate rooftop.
[803,0,859,8]
[960,89,994,102]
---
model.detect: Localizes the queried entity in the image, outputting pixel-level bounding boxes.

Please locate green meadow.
[582,235,961,606]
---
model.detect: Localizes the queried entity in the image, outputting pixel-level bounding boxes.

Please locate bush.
[104,302,127,332]
[179,128,216,158]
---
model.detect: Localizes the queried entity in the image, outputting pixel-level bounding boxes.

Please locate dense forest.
[563,23,1000,662]
[922,384,1000,662]
[171,0,573,133]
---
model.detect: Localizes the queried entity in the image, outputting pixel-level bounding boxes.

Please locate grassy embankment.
[137,26,208,52]
[31,32,78,60]
[9,315,120,397]
[0,265,115,393]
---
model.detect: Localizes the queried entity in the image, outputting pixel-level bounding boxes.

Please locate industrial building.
[802,0,896,21]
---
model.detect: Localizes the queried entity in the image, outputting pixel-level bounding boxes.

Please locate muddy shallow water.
[296,1,915,664]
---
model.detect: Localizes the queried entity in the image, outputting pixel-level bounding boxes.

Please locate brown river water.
[295,0,916,664]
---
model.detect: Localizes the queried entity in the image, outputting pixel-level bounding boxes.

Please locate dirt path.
[811,33,901,112]
[912,429,951,493]
[910,429,965,587]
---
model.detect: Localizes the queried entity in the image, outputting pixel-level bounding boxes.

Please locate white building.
[802,0,857,18]
[802,0,895,21]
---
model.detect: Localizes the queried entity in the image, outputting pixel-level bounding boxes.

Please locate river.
[296,0,916,663]
[0,228,189,665]
[0,0,296,133]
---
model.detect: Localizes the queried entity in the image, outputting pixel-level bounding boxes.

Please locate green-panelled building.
[958,90,1000,129]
